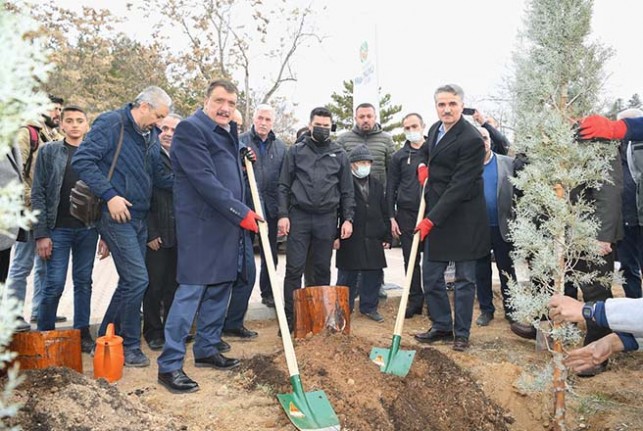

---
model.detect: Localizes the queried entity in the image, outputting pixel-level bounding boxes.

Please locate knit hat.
[349,144,374,163]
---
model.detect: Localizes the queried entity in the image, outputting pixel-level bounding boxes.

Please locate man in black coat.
[414,84,490,351]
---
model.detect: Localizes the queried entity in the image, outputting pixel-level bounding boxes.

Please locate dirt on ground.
[3,291,643,431]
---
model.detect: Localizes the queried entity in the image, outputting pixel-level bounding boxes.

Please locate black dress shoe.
[195,353,240,370]
[510,322,537,340]
[148,338,164,351]
[261,297,275,308]
[215,340,231,353]
[475,312,494,326]
[222,326,258,339]
[453,336,469,351]
[414,329,453,344]
[158,369,199,394]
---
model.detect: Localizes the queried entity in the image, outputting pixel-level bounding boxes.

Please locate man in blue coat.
[157,80,261,394]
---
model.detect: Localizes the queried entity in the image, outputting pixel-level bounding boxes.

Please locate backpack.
[22,125,40,179]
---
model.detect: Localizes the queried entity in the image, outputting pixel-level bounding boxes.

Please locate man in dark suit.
[157,80,262,394]
[414,84,490,351]
[474,126,518,327]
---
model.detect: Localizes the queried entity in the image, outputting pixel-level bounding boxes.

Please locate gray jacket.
[0,143,22,250]
[336,124,395,185]
[495,154,515,242]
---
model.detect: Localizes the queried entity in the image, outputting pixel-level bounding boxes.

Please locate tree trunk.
[293,286,350,339]
[10,329,82,373]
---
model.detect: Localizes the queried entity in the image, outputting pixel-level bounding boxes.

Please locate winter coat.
[482,122,510,155]
[491,153,515,242]
[278,137,355,221]
[147,149,176,248]
[239,126,286,219]
[336,124,395,185]
[172,109,251,285]
[387,140,426,216]
[420,117,490,261]
[336,176,390,270]
[72,105,173,220]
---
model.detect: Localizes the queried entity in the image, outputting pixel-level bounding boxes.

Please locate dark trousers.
[143,245,178,343]
[564,251,614,346]
[0,248,11,284]
[283,208,337,327]
[258,216,278,299]
[223,240,256,331]
[616,225,643,298]
[396,208,423,312]
[475,226,517,316]
[336,269,380,313]
[157,281,232,373]
[423,256,476,339]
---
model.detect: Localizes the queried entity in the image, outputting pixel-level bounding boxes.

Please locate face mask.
[352,165,371,178]
[311,126,330,143]
[405,131,423,143]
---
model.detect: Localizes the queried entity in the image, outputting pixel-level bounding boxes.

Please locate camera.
[463,108,476,116]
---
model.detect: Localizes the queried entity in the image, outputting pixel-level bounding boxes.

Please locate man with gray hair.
[73,86,174,367]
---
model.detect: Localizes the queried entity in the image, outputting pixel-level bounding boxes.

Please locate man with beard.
[8,94,65,332]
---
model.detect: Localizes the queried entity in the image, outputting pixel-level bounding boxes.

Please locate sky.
[50,0,643,130]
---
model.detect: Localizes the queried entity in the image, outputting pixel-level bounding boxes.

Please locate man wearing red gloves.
[579,114,643,142]
[157,80,261,394]
[413,84,490,351]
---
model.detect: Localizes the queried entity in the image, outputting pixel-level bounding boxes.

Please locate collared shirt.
[436,123,446,145]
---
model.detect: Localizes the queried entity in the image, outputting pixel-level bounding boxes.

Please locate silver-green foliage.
[508,0,615,332]
[0,1,51,429]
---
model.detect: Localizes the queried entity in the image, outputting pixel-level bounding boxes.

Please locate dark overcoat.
[336,176,391,270]
[422,117,490,261]
[171,109,250,285]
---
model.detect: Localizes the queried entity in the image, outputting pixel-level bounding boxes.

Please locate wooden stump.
[9,329,82,373]
[293,285,350,339]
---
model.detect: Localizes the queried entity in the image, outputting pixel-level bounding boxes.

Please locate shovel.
[369,182,427,377]
[244,158,341,431]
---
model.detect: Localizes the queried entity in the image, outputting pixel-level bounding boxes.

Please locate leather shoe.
[195,353,240,370]
[453,336,469,351]
[475,312,494,327]
[261,297,275,308]
[215,340,231,353]
[414,329,453,344]
[158,369,199,394]
[404,307,422,319]
[510,322,537,340]
[147,338,164,351]
[223,326,258,339]
[15,317,31,333]
[361,310,384,323]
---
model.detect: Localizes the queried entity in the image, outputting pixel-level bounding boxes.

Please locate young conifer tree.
[0,2,51,427]
[508,0,615,429]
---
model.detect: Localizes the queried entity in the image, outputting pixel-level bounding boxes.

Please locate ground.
[4,295,643,431]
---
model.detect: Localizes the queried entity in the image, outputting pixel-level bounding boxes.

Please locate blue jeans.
[336,269,380,314]
[616,225,643,298]
[7,233,46,319]
[423,258,476,338]
[37,228,98,331]
[98,214,148,349]
[158,282,233,373]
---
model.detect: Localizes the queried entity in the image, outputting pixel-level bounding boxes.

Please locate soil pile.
[3,367,181,431]
[242,332,511,431]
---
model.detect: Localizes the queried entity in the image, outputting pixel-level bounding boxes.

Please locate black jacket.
[482,122,510,155]
[239,126,286,219]
[336,176,390,270]
[278,137,355,221]
[387,140,426,216]
[147,149,176,247]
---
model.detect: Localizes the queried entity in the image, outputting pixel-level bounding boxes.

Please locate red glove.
[417,163,429,185]
[240,147,257,163]
[414,218,434,241]
[240,210,262,233]
[578,115,627,141]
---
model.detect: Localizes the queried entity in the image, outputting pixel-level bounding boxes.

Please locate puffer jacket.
[336,124,395,184]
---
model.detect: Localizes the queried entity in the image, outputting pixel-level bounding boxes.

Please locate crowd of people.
[1,80,641,394]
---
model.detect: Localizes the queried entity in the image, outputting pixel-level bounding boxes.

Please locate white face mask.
[352,165,371,178]
[405,131,423,143]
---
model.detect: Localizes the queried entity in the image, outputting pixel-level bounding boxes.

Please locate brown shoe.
[453,336,469,351]
[510,322,537,340]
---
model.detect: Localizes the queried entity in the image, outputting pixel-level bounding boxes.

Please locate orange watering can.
[93,323,124,383]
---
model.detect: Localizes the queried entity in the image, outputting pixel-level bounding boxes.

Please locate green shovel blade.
[277,375,341,431]
[370,335,416,377]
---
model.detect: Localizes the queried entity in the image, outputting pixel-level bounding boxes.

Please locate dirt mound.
[3,367,181,431]
[242,332,510,431]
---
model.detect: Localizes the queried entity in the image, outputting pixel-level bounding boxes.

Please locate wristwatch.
[582,301,596,321]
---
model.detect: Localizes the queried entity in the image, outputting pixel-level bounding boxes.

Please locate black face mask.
[311,126,330,143]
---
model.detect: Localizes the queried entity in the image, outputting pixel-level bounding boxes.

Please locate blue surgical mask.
[405,131,423,143]
[352,165,371,178]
